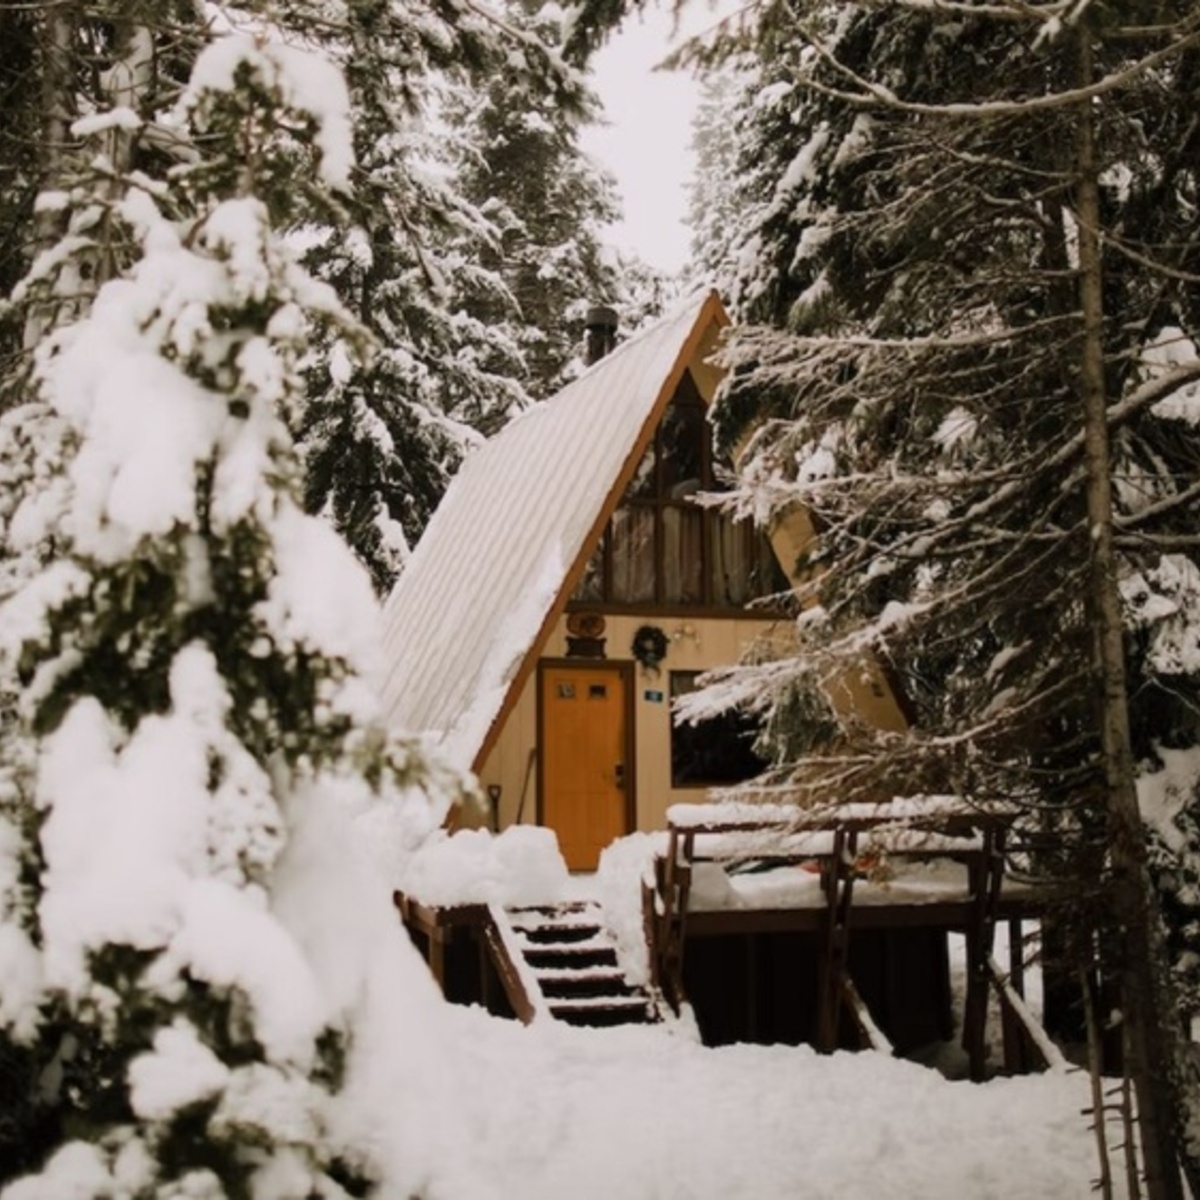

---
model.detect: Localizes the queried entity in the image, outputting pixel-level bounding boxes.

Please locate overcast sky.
[582,2,722,275]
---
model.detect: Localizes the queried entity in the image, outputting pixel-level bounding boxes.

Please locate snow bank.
[272,782,494,1198]
[595,832,667,987]
[396,825,571,909]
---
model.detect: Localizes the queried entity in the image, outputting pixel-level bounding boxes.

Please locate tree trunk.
[33,5,73,252]
[1075,29,1191,1200]
[25,3,76,348]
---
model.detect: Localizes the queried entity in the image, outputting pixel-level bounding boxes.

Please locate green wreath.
[631,624,669,672]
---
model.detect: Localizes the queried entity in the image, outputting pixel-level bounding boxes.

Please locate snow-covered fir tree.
[286,0,533,590]
[0,28,461,1195]
[2,1,635,595]
[684,2,1200,1192]
[291,0,656,588]
[280,0,630,590]
[0,2,204,375]
[448,0,622,400]
[685,61,761,298]
[611,251,679,336]
[0,6,43,363]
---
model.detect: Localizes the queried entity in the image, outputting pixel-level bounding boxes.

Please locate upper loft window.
[572,372,786,612]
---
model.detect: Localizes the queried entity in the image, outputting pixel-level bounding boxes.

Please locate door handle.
[615,763,625,789]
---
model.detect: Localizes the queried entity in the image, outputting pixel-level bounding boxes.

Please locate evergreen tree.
[612,250,680,336]
[289,0,530,590]
[288,0,628,588]
[0,2,203,371]
[687,2,1200,1191]
[449,0,622,400]
[0,5,42,364]
[0,27,458,1194]
[1,1,636,594]
[685,61,761,297]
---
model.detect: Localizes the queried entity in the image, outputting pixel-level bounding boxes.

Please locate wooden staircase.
[487,900,660,1028]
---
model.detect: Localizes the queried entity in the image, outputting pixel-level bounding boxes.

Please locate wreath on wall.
[631,624,669,673]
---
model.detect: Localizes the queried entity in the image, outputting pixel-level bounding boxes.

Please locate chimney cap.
[585,304,619,331]
[584,304,619,366]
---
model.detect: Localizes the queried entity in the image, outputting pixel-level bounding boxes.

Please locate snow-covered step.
[515,930,612,953]
[548,994,657,1028]
[521,946,620,978]
[530,965,629,984]
[508,913,606,944]
[537,971,640,1003]
[513,921,605,945]
[517,931,613,951]
[549,993,654,1012]
[507,901,603,927]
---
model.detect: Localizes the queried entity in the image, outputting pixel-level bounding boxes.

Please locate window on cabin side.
[572,373,785,611]
[669,671,767,788]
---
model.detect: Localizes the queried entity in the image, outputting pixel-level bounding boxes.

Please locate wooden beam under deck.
[680,893,1041,938]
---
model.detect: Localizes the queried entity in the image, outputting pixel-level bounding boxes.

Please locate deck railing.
[647,798,1054,1079]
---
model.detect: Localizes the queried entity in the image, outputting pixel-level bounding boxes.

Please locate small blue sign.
[644,690,664,703]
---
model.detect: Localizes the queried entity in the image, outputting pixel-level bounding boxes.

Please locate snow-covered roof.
[378,289,728,768]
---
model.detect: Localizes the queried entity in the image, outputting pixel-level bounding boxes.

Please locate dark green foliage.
[0,6,39,368]
[293,0,553,588]
[0,1034,54,1180]
[449,0,622,400]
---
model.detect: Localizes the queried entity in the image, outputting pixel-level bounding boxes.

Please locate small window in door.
[588,684,608,699]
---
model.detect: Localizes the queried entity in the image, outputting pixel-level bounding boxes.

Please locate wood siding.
[474,612,793,838]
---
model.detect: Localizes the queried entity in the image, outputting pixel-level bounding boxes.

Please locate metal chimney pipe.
[584,305,619,365]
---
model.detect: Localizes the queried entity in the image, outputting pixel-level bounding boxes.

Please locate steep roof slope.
[378,289,728,768]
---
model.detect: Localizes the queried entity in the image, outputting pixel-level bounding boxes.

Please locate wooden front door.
[540,661,632,871]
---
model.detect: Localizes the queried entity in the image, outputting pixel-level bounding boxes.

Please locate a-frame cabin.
[384,292,1058,1072]
[379,290,907,869]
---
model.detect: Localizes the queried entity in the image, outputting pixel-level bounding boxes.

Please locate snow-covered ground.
[389,828,1110,1200]
[435,1002,1104,1200]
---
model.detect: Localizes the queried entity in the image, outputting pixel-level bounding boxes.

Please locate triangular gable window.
[572,371,784,612]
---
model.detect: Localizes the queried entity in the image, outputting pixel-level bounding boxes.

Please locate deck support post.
[817,827,858,1053]
[962,825,1005,1080]
[997,917,1027,1072]
[656,827,695,1012]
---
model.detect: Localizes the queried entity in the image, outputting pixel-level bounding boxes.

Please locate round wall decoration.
[631,624,669,672]
[567,611,606,639]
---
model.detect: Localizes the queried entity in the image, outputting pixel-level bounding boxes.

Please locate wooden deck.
[396,798,1062,1078]
[645,800,1058,1078]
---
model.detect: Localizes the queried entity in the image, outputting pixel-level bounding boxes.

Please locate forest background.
[0,1,1199,1198]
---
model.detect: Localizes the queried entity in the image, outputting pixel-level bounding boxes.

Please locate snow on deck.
[377,290,726,766]
[687,858,1030,912]
[666,794,1020,829]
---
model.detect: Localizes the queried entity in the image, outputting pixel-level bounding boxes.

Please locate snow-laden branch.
[1116,476,1200,532]
[848,0,1068,23]
[1101,229,1200,286]
[798,16,1200,119]
[723,314,1073,357]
